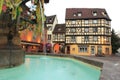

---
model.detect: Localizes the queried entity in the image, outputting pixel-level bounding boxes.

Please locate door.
[106,48,109,55]
[91,46,95,55]
[67,46,70,54]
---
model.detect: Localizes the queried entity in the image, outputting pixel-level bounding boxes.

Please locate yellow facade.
[66,44,112,56]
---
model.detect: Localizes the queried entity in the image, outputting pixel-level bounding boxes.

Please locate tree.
[111,29,120,54]
[0,0,47,41]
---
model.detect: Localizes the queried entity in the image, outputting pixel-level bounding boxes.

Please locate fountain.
[0,0,26,68]
[0,13,25,68]
[0,0,49,68]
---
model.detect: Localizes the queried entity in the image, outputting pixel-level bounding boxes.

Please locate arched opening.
[53,43,60,54]
[46,43,52,53]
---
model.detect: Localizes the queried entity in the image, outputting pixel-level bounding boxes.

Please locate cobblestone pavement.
[81,56,120,80]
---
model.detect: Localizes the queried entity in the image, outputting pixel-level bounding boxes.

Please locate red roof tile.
[53,24,65,34]
[65,8,111,20]
[45,15,56,24]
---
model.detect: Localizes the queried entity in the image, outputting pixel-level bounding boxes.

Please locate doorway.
[67,46,70,54]
[105,48,109,55]
[91,46,95,55]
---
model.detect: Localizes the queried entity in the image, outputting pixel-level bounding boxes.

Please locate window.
[73,13,76,17]
[93,36,98,42]
[48,35,51,40]
[58,28,61,31]
[66,37,70,43]
[59,34,63,39]
[78,12,82,16]
[47,26,52,31]
[78,45,88,52]
[72,21,76,24]
[85,20,89,24]
[93,12,97,16]
[106,28,109,33]
[93,28,98,33]
[66,28,70,33]
[71,36,76,42]
[105,21,109,25]
[102,12,107,16]
[93,20,98,24]
[54,35,57,40]
[71,36,75,39]
[84,36,89,42]
[70,28,76,33]
[106,37,110,42]
[97,46,102,54]
[84,28,89,32]
[49,18,53,22]
[49,27,52,31]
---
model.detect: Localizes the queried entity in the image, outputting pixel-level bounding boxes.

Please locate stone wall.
[26,53,103,68]
[0,50,25,68]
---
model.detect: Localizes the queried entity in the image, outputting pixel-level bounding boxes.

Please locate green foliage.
[0,0,4,14]
[111,29,120,54]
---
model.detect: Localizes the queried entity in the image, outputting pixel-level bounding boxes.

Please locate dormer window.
[102,12,107,16]
[58,28,61,31]
[49,20,52,22]
[73,13,76,17]
[93,12,97,16]
[78,12,82,16]
[49,18,52,22]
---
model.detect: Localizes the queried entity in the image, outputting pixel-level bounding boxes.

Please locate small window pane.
[72,21,76,24]
[85,20,89,24]
[84,36,89,42]
[93,28,98,32]
[93,36,98,41]
[93,20,98,24]
[93,12,97,16]
[84,28,89,32]
[71,28,76,33]
[78,13,82,16]
[78,45,88,53]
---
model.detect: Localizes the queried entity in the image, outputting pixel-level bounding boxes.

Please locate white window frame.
[85,20,89,24]
[93,36,98,42]
[93,12,97,16]
[93,20,98,24]
[78,45,88,52]
[84,28,89,32]
[72,21,76,24]
[78,13,82,16]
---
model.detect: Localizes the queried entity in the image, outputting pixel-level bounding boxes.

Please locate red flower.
[2,4,7,12]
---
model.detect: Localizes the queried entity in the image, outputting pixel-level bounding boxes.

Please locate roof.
[53,24,65,34]
[45,15,56,24]
[65,8,111,21]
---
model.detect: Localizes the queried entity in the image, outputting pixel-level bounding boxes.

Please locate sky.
[44,0,120,32]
